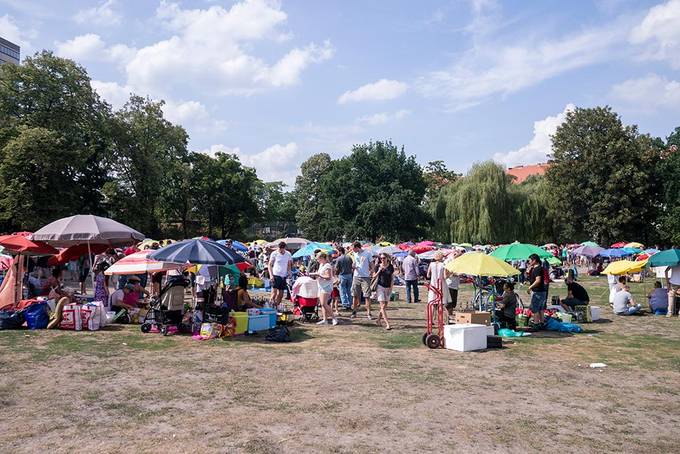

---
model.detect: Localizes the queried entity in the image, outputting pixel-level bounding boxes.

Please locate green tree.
[294,153,333,239]
[191,151,260,238]
[424,160,460,239]
[0,51,112,227]
[546,106,658,245]
[0,127,80,229]
[107,95,189,237]
[257,181,296,223]
[312,141,430,241]
[657,128,680,245]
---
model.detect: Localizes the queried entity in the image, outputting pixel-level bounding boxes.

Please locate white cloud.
[418,17,627,110]
[200,142,301,185]
[357,109,411,126]
[611,74,680,112]
[162,100,227,135]
[91,80,132,109]
[123,0,332,98]
[493,104,574,167]
[0,14,21,45]
[55,34,106,61]
[73,0,122,26]
[55,34,135,66]
[0,14,32,52]
[630,0,680,68]
[338,79,408,104]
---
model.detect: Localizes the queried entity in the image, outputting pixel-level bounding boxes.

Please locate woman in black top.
[374,254,394,330]
[496,282,518,330]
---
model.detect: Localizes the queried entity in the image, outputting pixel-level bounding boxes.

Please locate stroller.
[141,276,189,335]
[291,276,319,322]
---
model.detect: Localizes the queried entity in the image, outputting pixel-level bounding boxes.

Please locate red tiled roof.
[506,163,550,183]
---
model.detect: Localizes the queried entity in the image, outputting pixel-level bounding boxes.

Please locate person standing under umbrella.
[268,241,292,306]
[334,246,353,310]
[526,253,547,325]
[402,249,420,304]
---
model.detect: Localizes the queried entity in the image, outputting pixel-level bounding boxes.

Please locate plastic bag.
[23,302,49,329]
[0,310,24,330]
[497,328,527,337]
[545,316,583,333]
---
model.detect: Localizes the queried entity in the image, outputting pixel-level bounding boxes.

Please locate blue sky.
[1,0,680,185]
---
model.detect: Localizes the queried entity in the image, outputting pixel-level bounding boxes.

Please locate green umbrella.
[546,256,562,266]
[218,263,241,285]
[490,243,552,261]
[581,241,599,247]
[648,249,680,268]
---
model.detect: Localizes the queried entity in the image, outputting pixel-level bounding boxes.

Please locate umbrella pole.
[87,241,93,296]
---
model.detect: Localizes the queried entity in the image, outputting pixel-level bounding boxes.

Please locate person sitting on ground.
[647,281,668,315]
[562,276,590,311]
[235,275,261,311]
[109,284,133,311]
[46,267,71,302]
[495,282,518,330]
[613,285,642,316]
[124,276,149,307]
[609,275,627,306]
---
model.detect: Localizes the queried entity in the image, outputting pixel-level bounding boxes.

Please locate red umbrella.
[48,243,109,266]
[636,253,650,261]
[610,242,627,248]
[412,245,434,254]
[0,235,58,255]
[235,262,251,272]
[11,231,33,238]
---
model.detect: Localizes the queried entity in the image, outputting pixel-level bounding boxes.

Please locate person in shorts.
[374,253,394,330]
[526,253,547,325]
[351,242,373,319]
[268,242,292,306]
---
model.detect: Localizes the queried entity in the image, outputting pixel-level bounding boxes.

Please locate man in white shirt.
[665,265,680,317]
[351,241,374,319]
[268,242,292,305]
[612,285,641,316]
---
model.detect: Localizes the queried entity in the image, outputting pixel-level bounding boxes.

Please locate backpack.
[265,325,291,342]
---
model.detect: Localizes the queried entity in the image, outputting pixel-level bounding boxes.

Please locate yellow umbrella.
[624,242,644,249]
[602,259,647,275]
[252,239,267,245]
[377,241,393,247]
[138,239,158,249]
[444,252,519,277]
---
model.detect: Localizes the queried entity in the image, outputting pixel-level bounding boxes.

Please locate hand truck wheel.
[425,334,441,349]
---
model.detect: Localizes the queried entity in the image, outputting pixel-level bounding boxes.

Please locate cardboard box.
[454,311,490,326]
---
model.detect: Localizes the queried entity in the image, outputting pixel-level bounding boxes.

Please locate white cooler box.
[443,323,488,352]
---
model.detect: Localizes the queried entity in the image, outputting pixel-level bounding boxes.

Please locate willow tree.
[436,162,553,244]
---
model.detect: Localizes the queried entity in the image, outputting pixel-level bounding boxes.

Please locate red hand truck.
[422,281,445,349]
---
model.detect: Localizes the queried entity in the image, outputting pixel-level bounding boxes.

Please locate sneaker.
[316,319,328,325]
[332,318,338,326]
[350,311,357,318]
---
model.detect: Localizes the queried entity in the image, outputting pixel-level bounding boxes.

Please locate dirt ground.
[1,276,679,453]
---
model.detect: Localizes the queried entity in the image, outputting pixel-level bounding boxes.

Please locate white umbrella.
[32,215,144,247]
[105,251,182,275]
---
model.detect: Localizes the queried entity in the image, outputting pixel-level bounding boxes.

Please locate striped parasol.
[105,251,183,275]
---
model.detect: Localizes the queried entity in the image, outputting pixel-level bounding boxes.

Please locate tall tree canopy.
[656,127,680,245]
[0,51,112,229]
[546,106,659,245]
[295,141,430,241]
[434,161,552,244]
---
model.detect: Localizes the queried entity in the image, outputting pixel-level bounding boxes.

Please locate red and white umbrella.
[104,251,183,275]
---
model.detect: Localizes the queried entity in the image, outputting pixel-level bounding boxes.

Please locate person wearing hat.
[124,276,149,307]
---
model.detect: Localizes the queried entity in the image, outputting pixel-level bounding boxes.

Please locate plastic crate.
[231,312,248,335]
[248,314,271,333]
[259,308,277,329]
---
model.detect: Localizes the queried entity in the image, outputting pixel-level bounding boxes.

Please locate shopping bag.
[23,302,49,329]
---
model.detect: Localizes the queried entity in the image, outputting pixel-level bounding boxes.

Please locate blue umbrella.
[217,239,248,252]
[643,248,660,255]
[150,239,244,265]
[573,245,604,257]
[599,248,632,258]
[292,242,334,259]
[622,247,643,255]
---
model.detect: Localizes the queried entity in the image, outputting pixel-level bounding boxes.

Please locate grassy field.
[1,275,679,453]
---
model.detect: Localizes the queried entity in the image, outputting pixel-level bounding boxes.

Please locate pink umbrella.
[104,251,182,275]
